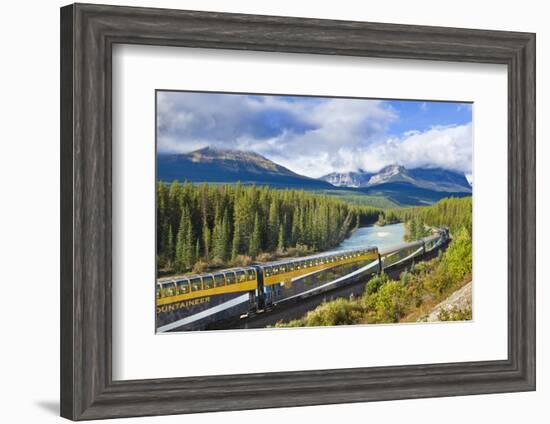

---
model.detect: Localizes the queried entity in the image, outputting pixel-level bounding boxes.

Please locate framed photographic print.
[60,3,535,420]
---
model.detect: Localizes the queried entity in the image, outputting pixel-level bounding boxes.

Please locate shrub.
[302,299,364,327]
[256,252,274,262]
[366,272,388,295]
[233,255,252,267]
[438,305,472,321]
[374,281,409,323]
[192,260,207,274]
[209,257,225,268]
[441,226,472,283]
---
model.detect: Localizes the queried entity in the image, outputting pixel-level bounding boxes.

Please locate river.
[336,222,405,251]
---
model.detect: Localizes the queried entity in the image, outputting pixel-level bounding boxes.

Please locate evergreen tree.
[195,239,201,263]
[166,225,174,264]
[212,214,224,261]
[249,212,261,258]
[174,206,191,272]
[221,208,231,261]
[202,221,211,261]
[277,223,285,251]
[183,219,195,269]
[268,199,280,250]
[291,208,301,245]
[231,220,241,261]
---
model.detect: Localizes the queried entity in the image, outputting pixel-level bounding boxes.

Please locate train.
[156,227,449,333]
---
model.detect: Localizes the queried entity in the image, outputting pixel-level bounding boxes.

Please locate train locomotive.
[156,227,449,332]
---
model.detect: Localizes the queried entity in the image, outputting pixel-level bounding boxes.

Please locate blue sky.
[157,91,472,178]
[385,100,472,136]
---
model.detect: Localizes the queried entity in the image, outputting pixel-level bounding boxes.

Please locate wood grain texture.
[60,3,536,420]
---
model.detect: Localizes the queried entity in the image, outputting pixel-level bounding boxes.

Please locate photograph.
[155,91,473,333]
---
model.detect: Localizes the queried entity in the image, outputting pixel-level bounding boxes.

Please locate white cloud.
[157,92,472,178]
[355,124,473,174]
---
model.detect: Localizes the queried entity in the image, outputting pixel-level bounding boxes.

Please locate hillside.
[158,147,333,189]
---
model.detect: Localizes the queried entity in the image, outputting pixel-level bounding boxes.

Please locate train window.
[156,286,161,299]
[236,270,247,283]
[176,279,190,295]
[226,272,236,285]
[203,275,214,289]
[189,278,202,292]
[279,264,286,273]
[214,273,225,287]
[247,269,256,281]
[272,267,279,275]
[306,260,312,267]
[162,282,176,297]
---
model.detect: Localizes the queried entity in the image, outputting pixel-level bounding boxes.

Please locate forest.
[157,180,472,279]
[156,182,382,275]
[391,196,472,237]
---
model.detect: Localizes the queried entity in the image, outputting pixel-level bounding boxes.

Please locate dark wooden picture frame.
[60,3,536,420]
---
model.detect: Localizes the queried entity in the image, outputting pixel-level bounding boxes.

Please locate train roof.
[157,267,256,284]
[156,246,377,283]
[378,239,423,256]
[258,245,377,269]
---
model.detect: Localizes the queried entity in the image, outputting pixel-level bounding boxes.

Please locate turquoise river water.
[336,222,405,251]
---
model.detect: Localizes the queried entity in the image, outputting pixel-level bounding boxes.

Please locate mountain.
[157,147,333,189]
[321,164,471,206]
[321,170,374,188]
[321,164,471,193]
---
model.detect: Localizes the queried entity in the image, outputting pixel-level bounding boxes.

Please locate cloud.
[157,92,472,178]
[355,123,473,175]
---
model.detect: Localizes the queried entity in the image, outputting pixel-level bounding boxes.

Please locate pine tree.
[249,212,261,258]
[174,206,194,272]
[166,224,174,264]
[268,199,280,250]
[277,223,285,252]
[220,208,230,261]
[231,220,241,262]
[291,207,301,245]
[202,220,211,261]
[184,220,195,268]
[195,238,200,263]
[174,208,187,272]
